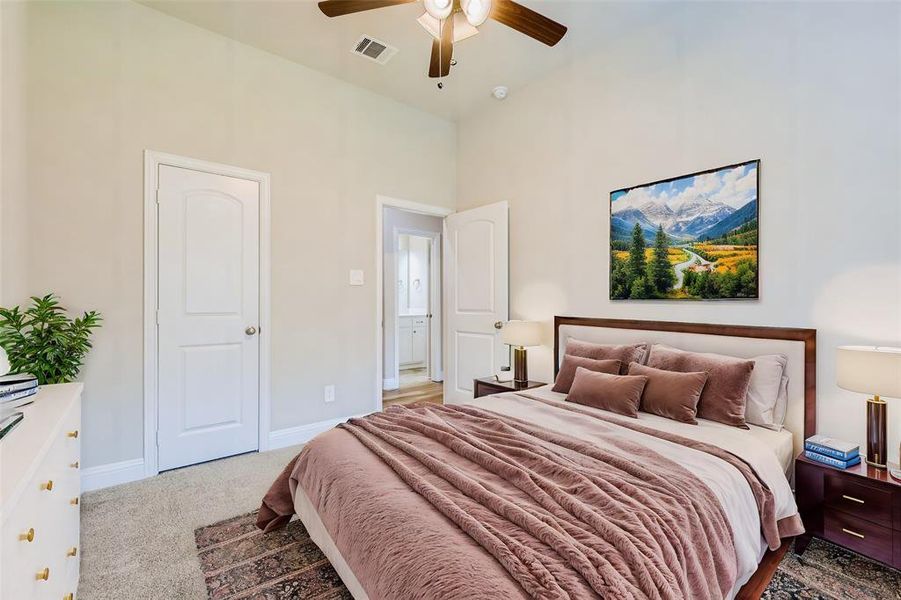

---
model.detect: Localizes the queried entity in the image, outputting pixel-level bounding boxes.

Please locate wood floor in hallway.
[383,376,443,408]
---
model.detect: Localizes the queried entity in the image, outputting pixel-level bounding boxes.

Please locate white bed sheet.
[522,385,796,475]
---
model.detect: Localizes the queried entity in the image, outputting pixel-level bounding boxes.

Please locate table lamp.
[501,321,542,387]
[836,345,901,479]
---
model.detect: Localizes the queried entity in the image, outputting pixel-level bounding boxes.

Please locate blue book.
[804,450,861,470]
[804,435,859,461]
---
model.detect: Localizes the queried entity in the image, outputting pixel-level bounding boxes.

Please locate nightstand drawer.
[824,510,893,565]
[824,474,893,527]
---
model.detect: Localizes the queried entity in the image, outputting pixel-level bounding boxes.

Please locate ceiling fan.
[317,0,567,80]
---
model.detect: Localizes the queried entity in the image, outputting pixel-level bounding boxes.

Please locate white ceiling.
[139,0,667,121]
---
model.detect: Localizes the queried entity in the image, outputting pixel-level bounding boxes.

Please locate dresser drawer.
[824,473,893,528]
[825,509,894,565]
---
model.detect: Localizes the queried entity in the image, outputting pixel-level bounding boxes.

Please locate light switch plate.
[349,270,364,286]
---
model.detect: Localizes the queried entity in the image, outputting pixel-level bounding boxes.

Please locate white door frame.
[143,150,271,477]
[375,195,452,412]
[392,227,442,384]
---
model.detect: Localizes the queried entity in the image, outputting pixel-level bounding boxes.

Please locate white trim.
[375,195,452,413]
[268,414,368,450]
[82,458,146,492]
[383,377,398,390]
[143,150,272,478]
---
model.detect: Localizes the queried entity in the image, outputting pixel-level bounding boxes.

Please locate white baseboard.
[382,378,398,390]
[82,458,146,492]
[269,413,367,450]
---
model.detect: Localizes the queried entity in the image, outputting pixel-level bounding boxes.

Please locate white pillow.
[771,374,790,431]
[744,354,789,430]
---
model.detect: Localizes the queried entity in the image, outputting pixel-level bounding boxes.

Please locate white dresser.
[0,383,83,600]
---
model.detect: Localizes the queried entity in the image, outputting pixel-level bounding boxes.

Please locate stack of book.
[804,434,861,469]
[0,373,39,410]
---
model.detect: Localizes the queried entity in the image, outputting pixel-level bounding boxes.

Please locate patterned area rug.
[194,511,351,600]
[763,538,901,599]
[196,514,901,600]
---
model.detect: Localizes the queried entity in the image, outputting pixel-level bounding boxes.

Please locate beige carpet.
[78,445,302,599]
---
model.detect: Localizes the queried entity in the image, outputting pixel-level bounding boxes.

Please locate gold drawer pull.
[71,497,79,506]
[67,546,78,557]
[67,430,79,438]
[41,480,54,491]
[64,594,74,600]
[19,528,35,542]
[70,460,80,469]
[35,567,50,581]
[842,494,864,504]
[841,527,865,539]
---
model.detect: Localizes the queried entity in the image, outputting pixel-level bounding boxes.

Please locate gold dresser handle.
[67,547,78,557]
[19,528,35,542]
[70,461,79,469]
[842,494,864,504]
[71,497,79,506]
[67,430,79,438]
[842,527,865,539]
[41,480,54,491]
[64,594,74,600]
[35,567,49,581]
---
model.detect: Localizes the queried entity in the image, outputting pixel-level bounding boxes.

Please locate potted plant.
[0,294,102,385]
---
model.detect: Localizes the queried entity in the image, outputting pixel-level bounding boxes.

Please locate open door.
[443,201,509,403]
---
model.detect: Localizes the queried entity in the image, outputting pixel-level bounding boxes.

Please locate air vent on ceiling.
[352,35,398,65]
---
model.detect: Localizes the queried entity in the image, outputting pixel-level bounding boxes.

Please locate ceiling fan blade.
[490,0,567,47]
[318,0,416,18]
[428,16,454,78]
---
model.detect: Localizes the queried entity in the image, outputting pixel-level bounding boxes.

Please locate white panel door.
[157,165,260,471]
[443,201,509,403]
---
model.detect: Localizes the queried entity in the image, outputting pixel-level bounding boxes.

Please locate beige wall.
[1,0,29,304]
[457,3,901,461]
[6,1,456,468]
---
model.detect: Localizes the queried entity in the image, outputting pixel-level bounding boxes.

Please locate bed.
[259,317,816,599]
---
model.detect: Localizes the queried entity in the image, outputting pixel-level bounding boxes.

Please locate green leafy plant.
[0,294,102,385]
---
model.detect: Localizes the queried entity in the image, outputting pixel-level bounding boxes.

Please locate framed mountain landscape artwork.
[610,160,759,300]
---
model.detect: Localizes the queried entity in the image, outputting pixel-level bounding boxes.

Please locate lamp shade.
[837,346,901,398]
[501,321,542,347]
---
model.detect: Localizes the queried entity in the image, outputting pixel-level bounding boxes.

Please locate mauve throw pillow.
[552,355,621,393]
[566,367,647,418]
[564,339,648,374]
[628,362,707,425]
[646,344,754,429]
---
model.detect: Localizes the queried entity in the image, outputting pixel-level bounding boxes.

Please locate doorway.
[144,151,271,476]
[376,199,450,410]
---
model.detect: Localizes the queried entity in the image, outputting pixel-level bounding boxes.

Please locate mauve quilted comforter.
[258,396,802,600]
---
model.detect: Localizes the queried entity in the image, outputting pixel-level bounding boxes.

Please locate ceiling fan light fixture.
[461,0,492,27]
[423,0,453,20]
[417,12,479,43]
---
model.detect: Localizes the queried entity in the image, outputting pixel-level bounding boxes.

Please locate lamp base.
[512,346,528,387]
[866,396,887,469]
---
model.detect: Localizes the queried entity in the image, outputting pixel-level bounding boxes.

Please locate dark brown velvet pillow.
[563,339,648,374]
[628,362,707,424]
[646,345,754,429]
[566,367,647,418]
[552,355,621,393]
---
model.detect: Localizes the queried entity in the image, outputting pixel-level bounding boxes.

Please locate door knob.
[245,326,257,336]
[494,321,504,330]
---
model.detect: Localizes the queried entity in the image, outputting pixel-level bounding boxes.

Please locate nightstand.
[795,453,901,568]
[473,377,546,399]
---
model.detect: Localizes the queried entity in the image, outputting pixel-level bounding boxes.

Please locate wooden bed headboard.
[553,316,817,451]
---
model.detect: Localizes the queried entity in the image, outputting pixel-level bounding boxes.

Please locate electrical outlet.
[324,384,336,403]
